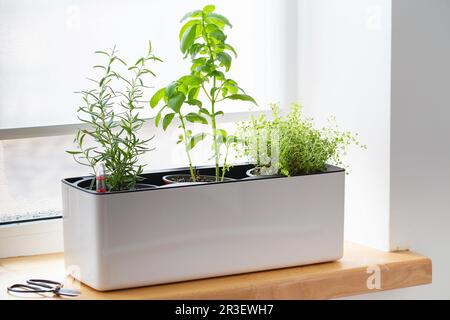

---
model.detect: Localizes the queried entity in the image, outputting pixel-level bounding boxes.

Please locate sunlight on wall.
[296,0,392,250]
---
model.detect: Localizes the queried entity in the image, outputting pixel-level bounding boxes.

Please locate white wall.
[371,0,450,299]
[297,0,450,299]
[345,0,450,299]
[296,0,392,250]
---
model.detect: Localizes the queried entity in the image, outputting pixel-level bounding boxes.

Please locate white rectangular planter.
[62,164,345,291]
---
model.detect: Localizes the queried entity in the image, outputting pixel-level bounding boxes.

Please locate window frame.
[0,110,272,140]
[0,219,63,258]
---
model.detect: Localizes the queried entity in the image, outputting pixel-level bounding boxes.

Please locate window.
[0,123,240,225]
[0,0,293,225]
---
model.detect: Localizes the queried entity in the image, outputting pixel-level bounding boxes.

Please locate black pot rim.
[246,167,281,178]
[62,163,345,195]
[75,178,157,191]
[162,174,235,185]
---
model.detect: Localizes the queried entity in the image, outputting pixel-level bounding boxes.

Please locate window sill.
[0,219,63,259]
[0,242,431,300]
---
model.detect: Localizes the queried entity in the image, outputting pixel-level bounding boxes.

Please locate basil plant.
[150,4,257,182]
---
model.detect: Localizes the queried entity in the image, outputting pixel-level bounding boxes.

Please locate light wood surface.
[0,242,431,300]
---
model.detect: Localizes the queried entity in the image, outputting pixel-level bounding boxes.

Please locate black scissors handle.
[27,279,80,296]
[27,279,62,289]
[7,279,80,297]
[7,283,54,294]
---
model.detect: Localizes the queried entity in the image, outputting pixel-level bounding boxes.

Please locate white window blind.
[0,0,289,130]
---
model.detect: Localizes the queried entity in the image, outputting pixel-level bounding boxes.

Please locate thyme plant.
[236,104,281,174]
[150,4,256,182]
[67,43,161,191]
[238,103,366,176]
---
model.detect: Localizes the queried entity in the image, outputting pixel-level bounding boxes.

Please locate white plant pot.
[62,164,345,291]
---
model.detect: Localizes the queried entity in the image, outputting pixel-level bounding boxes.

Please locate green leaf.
[217,52,232,71]
[147,40,153,55]
[165,81,178,98]
[224,44,238,57]
[195,24,204,39]
[155,107,165,127]
[188,86,200,101]
[115,56,127,66]
[162,113,175,130]
[208,70,225,80]
[179,20,201,41]
[210,87,218,98]
[188,133,206,151]
[221,87,228,98]
[177,83,189,95]
[94,50,109,56]
[155,112,162,127]
[167,92,186,113]
[185,112,208,125]
[205,23,219,33]
[180,10,202,22]
[150,88,165,108]
[191,57,206,67]
[187,99,202,107]
[225,79,238,86]
[215,128,227,144]
[203,5,215,13]
[216,128,227,138]
[197,64,213,74]
[180,24,197,54]
[227,135,238,144]
[179,75,203,86]
[134,57,144,66]
[224,79,239,94]
[79,132,86,147]
[225,94,257,105]
[207,13,232,28]
[189,43,205,58]
[199,108,211,116]
[210,29,226,42]
[66,150,82,155]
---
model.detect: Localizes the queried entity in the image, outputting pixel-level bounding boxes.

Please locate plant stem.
[221,143,230,182]
[201,13,221,181]
[96,63,116,189]
[211,76,220,181]
[179,114,196,182]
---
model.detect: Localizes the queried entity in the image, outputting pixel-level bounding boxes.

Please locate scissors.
[7,279,80,297]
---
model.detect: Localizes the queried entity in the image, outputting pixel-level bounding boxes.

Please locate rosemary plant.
[67,42,162,191]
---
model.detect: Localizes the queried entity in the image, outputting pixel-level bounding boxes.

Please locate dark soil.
[167,175,217,183]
